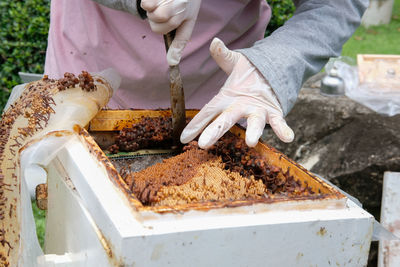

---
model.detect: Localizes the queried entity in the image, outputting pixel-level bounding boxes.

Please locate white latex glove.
[141,0,201,66]
[180,38,295,149]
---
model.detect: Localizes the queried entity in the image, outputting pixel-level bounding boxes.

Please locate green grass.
[32,201,46,248]
[341,0,400,59]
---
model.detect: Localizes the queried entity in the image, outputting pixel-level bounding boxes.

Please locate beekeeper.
[44,0,368,148]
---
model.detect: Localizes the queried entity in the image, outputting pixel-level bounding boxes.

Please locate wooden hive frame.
[357,54,400,88]
[86,109,347,213]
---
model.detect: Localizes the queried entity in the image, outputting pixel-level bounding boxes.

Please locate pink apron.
[45,0,271,109]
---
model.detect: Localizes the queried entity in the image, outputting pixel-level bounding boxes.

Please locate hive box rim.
[85,109,347,213]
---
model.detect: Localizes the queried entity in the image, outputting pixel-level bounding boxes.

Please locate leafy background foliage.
[0,0,50,110]
[266,0,296,36]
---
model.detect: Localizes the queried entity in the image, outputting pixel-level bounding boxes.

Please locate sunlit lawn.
[342,0,400,59]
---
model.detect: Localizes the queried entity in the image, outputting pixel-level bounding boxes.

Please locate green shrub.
[0,0,50,111]
[266,0,296,36]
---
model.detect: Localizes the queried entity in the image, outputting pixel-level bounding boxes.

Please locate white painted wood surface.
[379,172,400,267]
[43,136,374,266]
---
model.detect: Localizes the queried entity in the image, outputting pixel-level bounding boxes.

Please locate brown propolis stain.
[317,227,327,237]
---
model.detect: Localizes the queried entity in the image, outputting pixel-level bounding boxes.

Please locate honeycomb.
[113,117,320,207]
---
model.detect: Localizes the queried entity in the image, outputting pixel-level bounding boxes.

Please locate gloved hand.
[180,38,295,149]
[141,0,202,66]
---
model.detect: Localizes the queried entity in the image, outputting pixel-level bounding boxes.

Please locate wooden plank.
[378,172,400,267]
[357,54,400,88]
[89,109,199,131]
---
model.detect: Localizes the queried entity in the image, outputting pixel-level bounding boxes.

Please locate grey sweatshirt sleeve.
[238,0,368,116]
[91,0,138,16]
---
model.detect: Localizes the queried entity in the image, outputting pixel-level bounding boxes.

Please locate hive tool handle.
[163,30,186,148]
